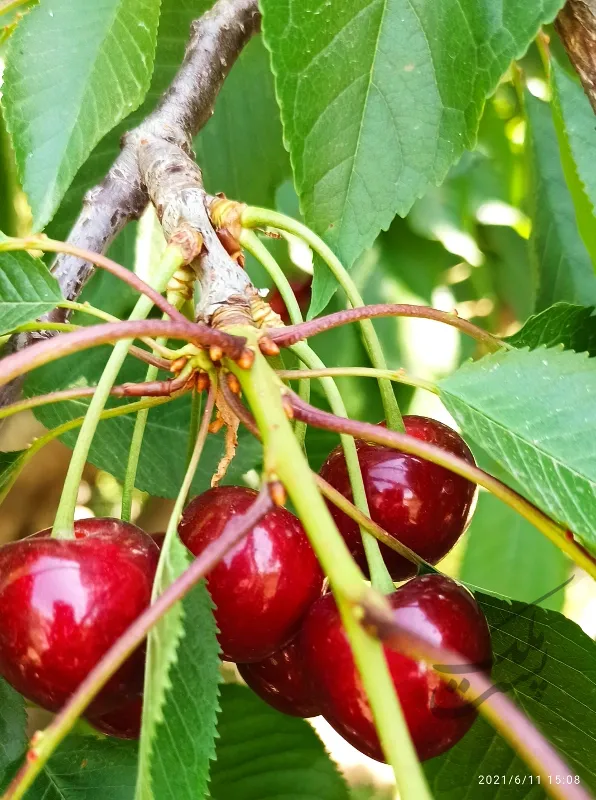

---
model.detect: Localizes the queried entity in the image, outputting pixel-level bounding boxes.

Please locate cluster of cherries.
[0,416,492,762]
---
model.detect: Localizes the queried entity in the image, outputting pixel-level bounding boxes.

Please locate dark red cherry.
[269,278,312,323]
[319,416,477,579]
[179,486,323,663]
[301,574,491,762]
[0,518,159,714]
[87,696,143,739]
[238,636,320,718]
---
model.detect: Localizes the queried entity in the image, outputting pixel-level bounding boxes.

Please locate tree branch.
[556,0,596,112]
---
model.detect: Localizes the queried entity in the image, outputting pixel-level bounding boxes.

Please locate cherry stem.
[0,379,188,422]
[3,486,273,800]
[0,396,173,508]
[0,236,190,325]
[227,334,431,799]
[267,303,506,352]
[57,300,180,359]
[360,597,590,800]
[0,319,246,389]
[288,393,596,579]
[51,246,188,539]
[239,228,310,446]
[291,340,394,594]
[240,207,405,434]
[277,366,438,394]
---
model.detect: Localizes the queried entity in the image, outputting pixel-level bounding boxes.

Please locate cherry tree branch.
[556,0,596,113]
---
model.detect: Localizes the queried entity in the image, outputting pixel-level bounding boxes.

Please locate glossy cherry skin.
[0,518,159,714]
[87,696,143,739]
[238,636,320,718]
[179,486,323,663]
[319,416,477,579]
[301,574,492,762]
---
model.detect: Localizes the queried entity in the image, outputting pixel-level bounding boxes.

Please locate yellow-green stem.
[241,207,404,433]
[240,228,310,446]
[51,245,185,538]
[277,365,438,394]
[228,336,431,800]
[292,340,394,594]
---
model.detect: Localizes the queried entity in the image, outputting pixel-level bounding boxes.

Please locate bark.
[556,0,596,112]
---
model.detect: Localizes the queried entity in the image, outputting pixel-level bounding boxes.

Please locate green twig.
[276,365,438,394]
[228,334,431,799]
[241,207,404,433]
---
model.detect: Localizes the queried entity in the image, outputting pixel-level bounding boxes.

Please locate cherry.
[87,696,143,739]
[319,416,477,579]
[179,486,323,663]
[237,636,320,718]
[300,574,491,762]
[0,518,159,714]
[268,278,312,323]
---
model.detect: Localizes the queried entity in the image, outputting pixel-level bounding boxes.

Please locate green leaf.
[196,37,290,208]
[0,679,27,791]
[425,593,596,796]
[210,684,350,800]
[2,0,160,230]
[524,90,596,310]
[25,347,262,499]
[507,303,596,355]
[0,250,62,334]
[27,736,138,799]
[261,0,565,313]
[0,449,28,507]
[461,491,570,612]
[550,58,596,268]
[439,346,596,555]
[136,536,220,800]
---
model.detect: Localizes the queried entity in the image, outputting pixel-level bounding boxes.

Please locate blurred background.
[1,24,595,798]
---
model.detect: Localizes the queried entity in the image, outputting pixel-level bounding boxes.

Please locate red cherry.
[268,278,312,323]
[301,574,492,762]
[238,636,320,718]
[319,416,477,579]
[87,696,143,739]
[0,518,159,713]
[179,486,323,662]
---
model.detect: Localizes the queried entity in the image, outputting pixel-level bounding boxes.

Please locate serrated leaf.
[210,684,350,800]
[24,347,262,498]
[461,492,570,611]
[425,593,596,796]
[27,736,138,799]
[0,250,62,334]
[439,347,596,555]
[195,37,290,208]
[524,90,596,310]
[136,533,220,800]
[0,449,28,506]
[261,0,565,314]
[0,678,27,791]
[2,0,160,229]
[550,57,596,268]
[507,302,596,354]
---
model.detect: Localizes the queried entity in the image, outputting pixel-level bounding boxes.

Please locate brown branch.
[361,598,590,800]
[556,1,596,113]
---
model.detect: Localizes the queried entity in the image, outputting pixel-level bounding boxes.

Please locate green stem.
[228,336,431,799]
[292,341,394,594]
[10,322,79,334]
[51,246,185,539]
[277,366,438,394]
[186,390,203,469]
[240,228,310,447]
[241,207,404,433]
